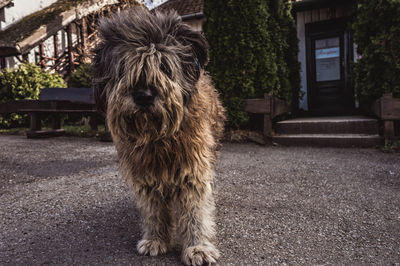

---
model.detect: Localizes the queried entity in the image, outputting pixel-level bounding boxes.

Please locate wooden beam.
[0,100,96,114]
[79,17,87,57]
[244,99,270,114]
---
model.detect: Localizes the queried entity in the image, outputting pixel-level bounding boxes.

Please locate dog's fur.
[93,7,225,265]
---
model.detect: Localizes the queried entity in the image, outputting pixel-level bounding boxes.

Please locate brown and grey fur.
[92,7,225,266]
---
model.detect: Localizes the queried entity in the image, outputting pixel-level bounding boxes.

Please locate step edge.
[273,134,382,139]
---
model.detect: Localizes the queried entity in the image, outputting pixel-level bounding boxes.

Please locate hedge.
[352,0,400,106]
[204,0,300,127]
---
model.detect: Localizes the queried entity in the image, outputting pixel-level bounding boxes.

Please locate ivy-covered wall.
[352,0,400,106]
[204,0,300,127]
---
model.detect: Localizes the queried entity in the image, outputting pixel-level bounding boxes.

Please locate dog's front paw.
[137,239,168,256]
[182,244,220,266]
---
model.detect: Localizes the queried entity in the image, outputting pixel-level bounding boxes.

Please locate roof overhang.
[0,0,13,9]
[292,0,356,12]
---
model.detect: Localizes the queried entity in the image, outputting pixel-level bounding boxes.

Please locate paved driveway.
[0,135,399,265]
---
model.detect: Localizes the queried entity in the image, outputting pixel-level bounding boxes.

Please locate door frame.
[305,17,354,113]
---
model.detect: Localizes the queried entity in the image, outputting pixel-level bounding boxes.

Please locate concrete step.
[273,134,383,148]
[275,116,379,135]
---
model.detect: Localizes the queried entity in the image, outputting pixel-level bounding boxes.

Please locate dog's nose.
[133,90,154,107]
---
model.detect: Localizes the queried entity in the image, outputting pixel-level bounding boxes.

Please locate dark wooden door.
[306,19,354,114]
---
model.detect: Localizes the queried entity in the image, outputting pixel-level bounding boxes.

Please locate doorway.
[306,18,354,114]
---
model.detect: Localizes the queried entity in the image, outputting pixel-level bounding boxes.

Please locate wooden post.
[79,17,87,57]
[384,121,395,145]
[30,113,41,131]
[52,114,61,130]
[39,43,45,68]
[66,24,74,73]
[53,33,59,68]
[263,94,273,137]
[100,120,112,142]
[89,114,98,131]
[373,93,400,144]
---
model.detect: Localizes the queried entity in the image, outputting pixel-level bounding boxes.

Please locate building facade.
[0,0,139,73]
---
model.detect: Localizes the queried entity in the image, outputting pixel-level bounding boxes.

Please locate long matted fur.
[93,6,225,266]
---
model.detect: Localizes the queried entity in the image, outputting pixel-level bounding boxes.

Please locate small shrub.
[0,63,66,128]
[68,63,93,88]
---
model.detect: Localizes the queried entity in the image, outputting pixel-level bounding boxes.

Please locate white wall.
[0,0,58,30]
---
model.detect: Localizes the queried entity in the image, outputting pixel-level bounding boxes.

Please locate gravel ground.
[0,135,399,265]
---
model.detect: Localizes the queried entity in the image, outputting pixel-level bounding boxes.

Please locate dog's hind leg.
[177,181,220,266]
[135,189,173,256]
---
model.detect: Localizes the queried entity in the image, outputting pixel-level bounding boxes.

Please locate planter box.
[244,93,291,137]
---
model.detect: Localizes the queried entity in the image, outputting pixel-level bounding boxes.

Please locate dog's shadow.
[10,198,181,265]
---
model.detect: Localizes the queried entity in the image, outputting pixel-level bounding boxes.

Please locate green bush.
[204,0,300,127]
[68,63,93,88]
[352,0,400,106]
[0,63,66,128]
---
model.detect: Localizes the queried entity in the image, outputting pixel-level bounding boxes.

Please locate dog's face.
[93,7,208,140]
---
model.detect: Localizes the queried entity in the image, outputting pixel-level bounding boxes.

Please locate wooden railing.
[244,93,291,137]
[373,93,400,145]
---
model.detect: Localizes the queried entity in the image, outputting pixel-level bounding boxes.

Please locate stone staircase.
[273,116,383,147]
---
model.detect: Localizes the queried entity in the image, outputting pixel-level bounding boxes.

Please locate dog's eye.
[160,62,172,80]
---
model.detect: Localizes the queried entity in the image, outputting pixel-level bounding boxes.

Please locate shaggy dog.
[93,7,225,266]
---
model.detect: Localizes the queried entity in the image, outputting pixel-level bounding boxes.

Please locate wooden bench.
[373,93,400,145]
[0,87,99,138]
[244,93,291,137]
